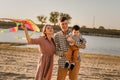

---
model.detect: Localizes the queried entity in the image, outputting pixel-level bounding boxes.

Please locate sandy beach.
[0,43,120,80]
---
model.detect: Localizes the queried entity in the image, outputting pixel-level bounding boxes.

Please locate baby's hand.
[66,35,70,38]
[67,37,76,45]
[67,37,72,41]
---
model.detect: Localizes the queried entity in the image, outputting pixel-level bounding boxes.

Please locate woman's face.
[45,25,54,35]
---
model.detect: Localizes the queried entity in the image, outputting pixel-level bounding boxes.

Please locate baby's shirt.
[68,32,83,46]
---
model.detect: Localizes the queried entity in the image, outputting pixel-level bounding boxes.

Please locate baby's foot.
[64,62,69,68]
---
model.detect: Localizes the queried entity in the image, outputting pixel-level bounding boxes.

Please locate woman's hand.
[21,23,27,30]
[21,23,31,44]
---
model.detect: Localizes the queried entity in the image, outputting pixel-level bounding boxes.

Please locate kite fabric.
[0,18,40,32]
[9,27,18,32]
[0,18,40,40]
[0,22,19,32]
[24,19,40,32]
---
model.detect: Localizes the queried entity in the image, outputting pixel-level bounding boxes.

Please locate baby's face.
[72,30,80,36]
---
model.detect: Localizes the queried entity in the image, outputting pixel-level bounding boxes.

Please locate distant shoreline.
[0,29,120,38]
[82,33,120,38]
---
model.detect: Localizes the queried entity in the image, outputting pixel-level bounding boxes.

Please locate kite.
[24,19,40,32]
[0,18,40,32]
[0,18,40,40]
[0,22,20,32]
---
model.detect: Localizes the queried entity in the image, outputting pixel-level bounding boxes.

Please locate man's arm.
[54,34,64,56]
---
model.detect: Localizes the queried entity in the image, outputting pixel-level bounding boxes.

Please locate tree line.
[0,11,120,38]
[80,27,120,38]
[0,11,71,29]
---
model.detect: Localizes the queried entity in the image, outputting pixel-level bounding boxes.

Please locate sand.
[0,43,120,80]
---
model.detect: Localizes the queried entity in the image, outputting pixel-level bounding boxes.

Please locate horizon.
[0,0,120,30]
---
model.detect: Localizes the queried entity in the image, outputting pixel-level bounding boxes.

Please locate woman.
[22,24,55,80]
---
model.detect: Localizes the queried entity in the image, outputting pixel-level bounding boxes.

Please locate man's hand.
[81,41,86,49]
[63,52,68,57]
[81,41,86,47]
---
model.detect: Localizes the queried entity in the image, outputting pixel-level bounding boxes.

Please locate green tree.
[37,16,47,25]
[60,12,72,23]
[49,11,59,26]
[81,25,87,29]
[99,26,105,29]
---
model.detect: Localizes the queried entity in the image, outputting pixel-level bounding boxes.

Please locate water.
[0,30,120,56]
[81,35,120,56]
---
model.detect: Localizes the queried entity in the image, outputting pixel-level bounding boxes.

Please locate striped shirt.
[54,30,86,68]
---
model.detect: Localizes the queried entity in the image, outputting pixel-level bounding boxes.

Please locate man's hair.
[59,16,68,22]
[72,25,80,31]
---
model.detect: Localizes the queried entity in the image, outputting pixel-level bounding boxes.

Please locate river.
[0,30,120,56]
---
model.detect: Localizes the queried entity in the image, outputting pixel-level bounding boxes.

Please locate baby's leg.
[64,46,73,68]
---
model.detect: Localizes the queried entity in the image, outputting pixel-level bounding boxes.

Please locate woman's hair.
[41,24,52,37]
[41,24,55,45]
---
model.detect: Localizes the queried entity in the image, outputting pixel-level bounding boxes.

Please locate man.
[54,16,86,80]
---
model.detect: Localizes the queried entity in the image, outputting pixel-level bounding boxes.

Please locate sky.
[0,0,120,30]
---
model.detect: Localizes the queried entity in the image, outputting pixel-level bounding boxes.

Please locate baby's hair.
[72,25,80,31]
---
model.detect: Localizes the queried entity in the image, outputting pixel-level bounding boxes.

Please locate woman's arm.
[22,24,41,45]
[22,24,31,44]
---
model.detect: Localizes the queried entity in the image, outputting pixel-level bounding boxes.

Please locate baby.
[65,25,86,70]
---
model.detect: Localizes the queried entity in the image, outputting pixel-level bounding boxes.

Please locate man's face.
[59,20,68,32]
